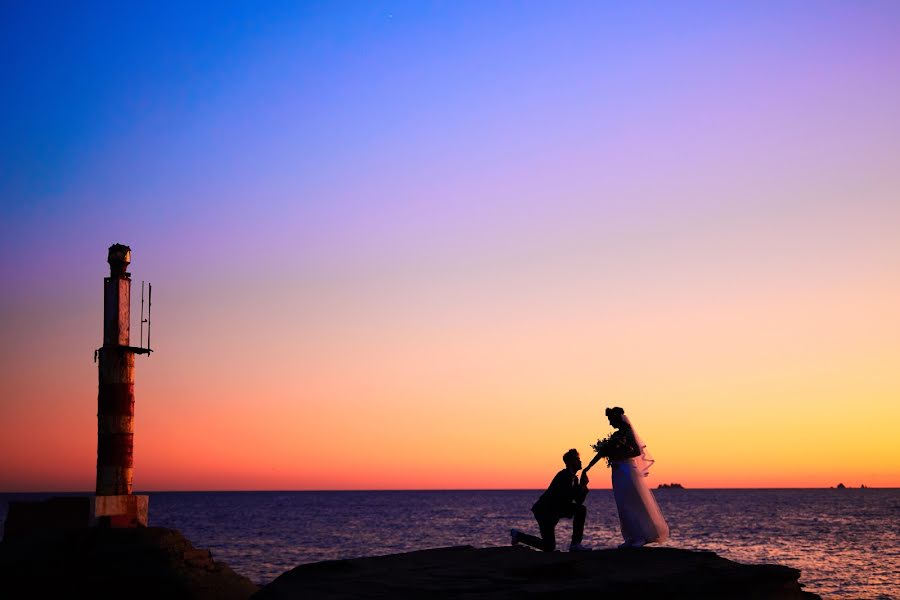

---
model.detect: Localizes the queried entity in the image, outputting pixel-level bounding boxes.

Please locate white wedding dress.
[611,416,669,546]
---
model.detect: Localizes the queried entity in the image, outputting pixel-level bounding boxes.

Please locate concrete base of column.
[91,495,149,528]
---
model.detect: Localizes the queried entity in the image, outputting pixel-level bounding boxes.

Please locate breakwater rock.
[254,545,820,599]
[0,527,821,599]
[0,526,257,600]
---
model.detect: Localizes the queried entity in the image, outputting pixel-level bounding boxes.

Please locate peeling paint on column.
[95,244,150,499]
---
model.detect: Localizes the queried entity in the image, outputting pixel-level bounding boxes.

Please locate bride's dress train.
[611,459,669,546]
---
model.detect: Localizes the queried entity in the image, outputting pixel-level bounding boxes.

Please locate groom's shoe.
[569,543,592,552]
[511,529,522,546]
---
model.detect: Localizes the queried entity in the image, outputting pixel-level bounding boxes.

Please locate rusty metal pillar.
[96,243,136,495]
[92,244,149,527]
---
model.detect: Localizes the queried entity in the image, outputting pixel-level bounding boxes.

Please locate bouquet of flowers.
[590,432,630,467]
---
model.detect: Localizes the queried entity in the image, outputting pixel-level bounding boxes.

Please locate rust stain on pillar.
[96,244,136,496]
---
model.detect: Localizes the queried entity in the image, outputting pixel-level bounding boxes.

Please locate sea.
[1,489,897,599]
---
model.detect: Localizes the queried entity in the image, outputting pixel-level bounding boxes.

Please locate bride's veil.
[622,414,655,477]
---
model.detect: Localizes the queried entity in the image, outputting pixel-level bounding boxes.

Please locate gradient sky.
[1,1,899,491]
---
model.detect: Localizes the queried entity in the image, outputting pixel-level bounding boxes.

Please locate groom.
[512,448,591,552]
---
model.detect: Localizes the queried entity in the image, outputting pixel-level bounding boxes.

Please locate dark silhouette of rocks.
[0,526,821,599]
[253,545,820,599]
[0,526,257,600]
[2,497,91,540]
[836,483,846,489]
[657,483,685,489]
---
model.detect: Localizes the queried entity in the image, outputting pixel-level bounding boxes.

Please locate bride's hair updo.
[605,406,625,418]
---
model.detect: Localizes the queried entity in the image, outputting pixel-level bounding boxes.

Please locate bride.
[583,406,669,547]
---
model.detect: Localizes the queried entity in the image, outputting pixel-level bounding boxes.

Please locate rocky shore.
[255,544,820,599]
[0,527,258,600]
[0,527,820,599]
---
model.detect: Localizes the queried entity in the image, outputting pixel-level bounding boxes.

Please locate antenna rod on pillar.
[147,283,152,352]
[140,281,145,349]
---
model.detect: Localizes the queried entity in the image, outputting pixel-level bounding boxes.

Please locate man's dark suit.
[525,468,589,551]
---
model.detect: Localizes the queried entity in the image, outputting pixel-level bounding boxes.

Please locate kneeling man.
[512,448,591,552]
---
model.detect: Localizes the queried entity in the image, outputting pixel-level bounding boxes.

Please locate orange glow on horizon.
[2,189,899,493]
[2,265,897,491]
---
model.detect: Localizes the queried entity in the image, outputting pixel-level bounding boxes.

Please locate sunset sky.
[1,2,899,491]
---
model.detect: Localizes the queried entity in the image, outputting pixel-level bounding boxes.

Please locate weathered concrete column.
[92,243,148,527]
[96,351,135,494]
[96,244,135,495]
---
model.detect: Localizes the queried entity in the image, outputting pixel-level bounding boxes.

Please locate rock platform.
[254,545,821,599]
[0,528,822,599]
[0,526,258,600]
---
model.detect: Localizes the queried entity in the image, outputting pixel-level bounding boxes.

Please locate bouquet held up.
[590,432,632,467]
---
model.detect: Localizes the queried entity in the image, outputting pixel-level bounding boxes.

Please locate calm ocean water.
[2,489,897,598]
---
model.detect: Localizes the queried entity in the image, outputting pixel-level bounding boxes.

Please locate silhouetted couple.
[511,407,669,552]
